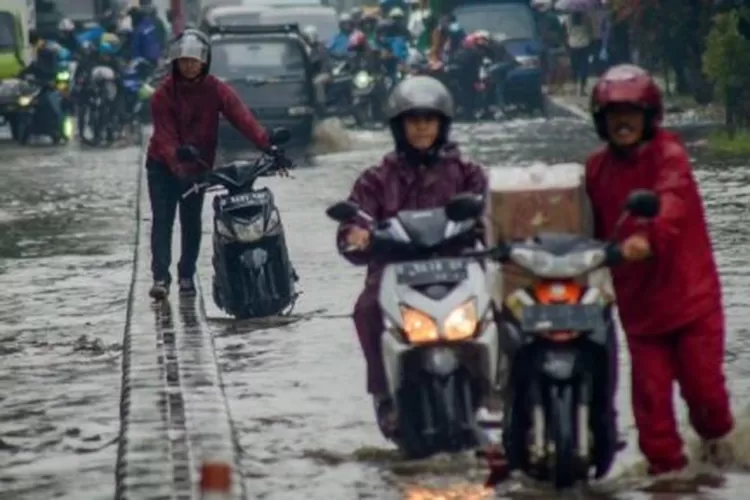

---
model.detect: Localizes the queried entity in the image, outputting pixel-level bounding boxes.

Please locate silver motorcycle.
[327,194,500,458]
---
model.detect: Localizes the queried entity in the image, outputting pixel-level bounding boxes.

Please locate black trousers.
[146,159,205,283]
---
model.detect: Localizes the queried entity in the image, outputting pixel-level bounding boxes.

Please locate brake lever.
[181,182,209,199]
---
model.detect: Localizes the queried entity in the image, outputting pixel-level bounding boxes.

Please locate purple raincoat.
[336,144,488,394]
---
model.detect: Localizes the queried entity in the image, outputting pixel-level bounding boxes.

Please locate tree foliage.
[703,10,750,93]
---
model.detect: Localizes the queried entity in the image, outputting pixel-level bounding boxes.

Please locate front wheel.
[549,385,577,489]
[16,113,32,145]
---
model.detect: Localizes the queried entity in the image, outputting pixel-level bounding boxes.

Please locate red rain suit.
[336,145,488,395]
[585,129,733,474]
[147,75,270,175]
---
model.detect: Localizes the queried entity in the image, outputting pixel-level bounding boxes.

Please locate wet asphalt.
[1,112,750,499]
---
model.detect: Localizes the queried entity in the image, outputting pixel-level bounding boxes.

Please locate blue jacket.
[77,24,104,46]
[131,18,162,64]
[388,36,408,62]
[327,32,351,57]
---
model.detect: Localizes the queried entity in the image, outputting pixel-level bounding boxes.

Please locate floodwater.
[1,113,750,499]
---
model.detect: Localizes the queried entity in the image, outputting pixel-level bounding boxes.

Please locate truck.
[0,0,32,78]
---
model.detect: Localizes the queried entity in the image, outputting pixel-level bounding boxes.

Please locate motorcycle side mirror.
[270,127,291,145]
[445,193,484,222]
[625,190,660,218]
[326,201,360,222]
[176,145,199,162]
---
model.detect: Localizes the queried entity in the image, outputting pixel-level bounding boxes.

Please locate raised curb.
[115,155,244,499]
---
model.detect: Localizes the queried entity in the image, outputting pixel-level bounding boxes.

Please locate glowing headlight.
[400,306,438,344]
[353,71,373,89]
[18,95,32,106]
[443,300,478,341]
[56,71,71,82]
[510,248,606,278]
[515,55,540,69]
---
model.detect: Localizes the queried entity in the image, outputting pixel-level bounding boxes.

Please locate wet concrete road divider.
[116,160,244,499]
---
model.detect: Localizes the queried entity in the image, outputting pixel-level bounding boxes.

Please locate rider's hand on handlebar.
[268,145,293,177]
[345,227,371,250]
[621,234,651,262]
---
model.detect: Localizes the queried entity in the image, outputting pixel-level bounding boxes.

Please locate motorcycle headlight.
[443,300,478,341]
[56,71,71,82]
[232,216,265,243]
[515,55,540,69]
[18,95,32,106]
[288,105,313,116]
[510,248,606,279]
[265,208,281,235]
[353,71,373,89]
[400,306,439,345]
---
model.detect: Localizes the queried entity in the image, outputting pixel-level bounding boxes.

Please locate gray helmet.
[385,76,454,120]
[170,28,211,76]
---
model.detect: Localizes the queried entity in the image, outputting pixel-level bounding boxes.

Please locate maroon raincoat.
[336,144,488,394]
[586,129,733,474]
[147,75,271,175]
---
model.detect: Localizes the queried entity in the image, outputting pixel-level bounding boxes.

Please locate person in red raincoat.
[335,76,487,437]
[586,64,734,475]
[146,29,272,300]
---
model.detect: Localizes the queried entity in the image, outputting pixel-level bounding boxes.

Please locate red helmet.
[591,64,663,140]
[347,30,367,51]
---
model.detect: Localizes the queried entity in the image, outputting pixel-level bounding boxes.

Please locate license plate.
[395,258,468,286]
[521,304,604,333]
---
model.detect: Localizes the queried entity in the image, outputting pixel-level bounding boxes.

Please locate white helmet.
[389,7,405,19]
[302,24,319,44]
[117,15,132,33]
[58,18,75,32]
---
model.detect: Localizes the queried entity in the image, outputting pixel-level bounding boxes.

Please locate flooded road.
[0,141,138,499]
[1,113,750,499]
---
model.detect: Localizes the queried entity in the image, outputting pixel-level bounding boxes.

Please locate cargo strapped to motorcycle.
[207,24,300,36]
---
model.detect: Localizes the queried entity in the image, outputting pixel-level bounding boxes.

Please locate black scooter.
[177,128,298,319]
[447,190,660,490]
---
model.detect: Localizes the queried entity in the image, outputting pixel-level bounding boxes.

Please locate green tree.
[703,10,750,134]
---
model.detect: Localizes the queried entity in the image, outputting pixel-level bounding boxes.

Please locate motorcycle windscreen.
[211,38,310,107]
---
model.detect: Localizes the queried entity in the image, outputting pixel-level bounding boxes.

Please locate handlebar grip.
[605,244,624,265]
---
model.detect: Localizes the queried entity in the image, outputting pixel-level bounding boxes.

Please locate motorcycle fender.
[474,320,500,388]
[421,347,459,376]
[588,306,616,346]
[540,348,578,381]
[381,327,412,396]
[498,320,524,356]
[240,248,268,269]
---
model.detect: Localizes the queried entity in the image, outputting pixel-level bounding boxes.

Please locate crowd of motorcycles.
[0,41,156,147]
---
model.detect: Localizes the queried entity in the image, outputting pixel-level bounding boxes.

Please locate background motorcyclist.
[374,20,408,88]
[428,13,454,66]
[116,18,134,61]
[18,43,65,133]
[328,13,355,58]
[57,18,81,55]
[146,29,272,300]
[334,76,487,437]
[586,65,734,476]
[303,25,331,113]
[128,6,162,66]
[459,30,516,110]
[350,6,364,28]
[388,7,410,41]
[360,12,379,46]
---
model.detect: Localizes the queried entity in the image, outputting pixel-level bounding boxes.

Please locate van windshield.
[211,38,306,78]
[453,4,536,40]
[0,12,16,51]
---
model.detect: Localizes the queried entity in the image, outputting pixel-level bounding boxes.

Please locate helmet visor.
[171,35,208,63]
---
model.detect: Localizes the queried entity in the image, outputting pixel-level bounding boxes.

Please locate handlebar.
[180,150,294,199]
